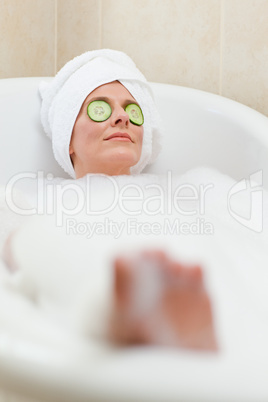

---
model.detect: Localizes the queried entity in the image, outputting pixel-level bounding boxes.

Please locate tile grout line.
[219,0,225,96]
[100,0,103,48]
[55,0,58,74]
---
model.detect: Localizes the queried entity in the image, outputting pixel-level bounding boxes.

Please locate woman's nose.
[111,106,129,127]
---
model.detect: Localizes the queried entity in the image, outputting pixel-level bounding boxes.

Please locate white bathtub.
[1,78,268,402]
[1,77,268,188]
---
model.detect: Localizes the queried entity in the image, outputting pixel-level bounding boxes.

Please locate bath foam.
[1,166,268,356]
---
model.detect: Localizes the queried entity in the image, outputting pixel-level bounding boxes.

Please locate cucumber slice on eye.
[125,103,144,126]
[87,100,112,122]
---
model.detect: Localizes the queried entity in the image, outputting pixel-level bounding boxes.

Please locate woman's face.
[69,81,144,178]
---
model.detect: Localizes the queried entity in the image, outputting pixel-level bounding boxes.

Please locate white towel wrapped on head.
[39,49,162,178]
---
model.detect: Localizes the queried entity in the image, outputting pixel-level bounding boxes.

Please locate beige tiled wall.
[57,0,101,68]
[0,0,56,77]
[101,0,221,94]
[222,0,268,116]
[0,0,267,116]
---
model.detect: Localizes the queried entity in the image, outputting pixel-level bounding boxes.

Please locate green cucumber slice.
[87,100,112,122]
[125,103,144,126]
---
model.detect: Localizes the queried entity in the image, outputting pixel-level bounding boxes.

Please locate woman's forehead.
[83,81,136,106]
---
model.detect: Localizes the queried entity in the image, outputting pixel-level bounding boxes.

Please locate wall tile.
[222,0,268,116]
[0,0,55,78]
[0,390,7,402]
[1,0,267,117]
[101,0,221,93]
[57,0,102,71]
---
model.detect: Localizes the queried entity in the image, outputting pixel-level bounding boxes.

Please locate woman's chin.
[73,148,141,177]
[104,149,140,169]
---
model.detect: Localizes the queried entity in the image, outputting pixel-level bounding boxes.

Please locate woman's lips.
[108,137,132,142]
[105,133,132,142]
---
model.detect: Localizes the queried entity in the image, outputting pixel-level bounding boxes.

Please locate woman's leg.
[109,250,218,351]
[3,221,218,351]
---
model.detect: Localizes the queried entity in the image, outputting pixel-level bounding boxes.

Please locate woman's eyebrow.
[87,96,110,103]
[86,96,139,106]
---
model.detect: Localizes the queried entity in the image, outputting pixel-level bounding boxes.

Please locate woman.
[69,80,144,177]
[4,49,218,351]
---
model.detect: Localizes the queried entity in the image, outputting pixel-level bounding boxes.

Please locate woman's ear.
[69,143,74,155]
